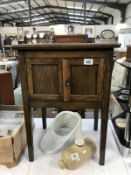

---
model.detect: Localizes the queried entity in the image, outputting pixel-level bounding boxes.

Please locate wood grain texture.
[63,59,70,102]
[53,34,88,43]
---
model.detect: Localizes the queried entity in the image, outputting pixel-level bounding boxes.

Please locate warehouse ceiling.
[0,0,131,26]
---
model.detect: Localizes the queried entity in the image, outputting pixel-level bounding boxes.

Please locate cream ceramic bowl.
[39,33,44,38]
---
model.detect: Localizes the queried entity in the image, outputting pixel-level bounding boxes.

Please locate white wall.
[95,25,118,37]
[50,25,66,35]
[23,26,50,34]
[0,24,131,39]
[0,27,18,36]
[125,3,131,24]
[99,3,131,25]
[112,10,121,25]
[0,24,123,37]
[23,25,83,35]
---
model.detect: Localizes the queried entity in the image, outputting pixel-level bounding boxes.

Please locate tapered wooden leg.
[41,107,47,129]
[57,108,62,113]
[20,58,34,161]
[94,109,99,131]
[99,111,108,165]
[99,58,113,165]
[24,106,34,161]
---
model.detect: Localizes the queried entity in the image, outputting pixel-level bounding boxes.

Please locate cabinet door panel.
[63,58,104,102]
[26,58,63,101]
[71,65,97,95]
[32,65,58,94]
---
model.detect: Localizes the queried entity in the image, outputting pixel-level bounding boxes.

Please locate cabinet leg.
[42,107,47,129]
[99,110,108,165]
[57,108,62,113]
[24,106,34,161]
[94,109,99,131]
[78,110,85,118]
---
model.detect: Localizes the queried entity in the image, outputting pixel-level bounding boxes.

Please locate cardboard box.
[0,106,26,167]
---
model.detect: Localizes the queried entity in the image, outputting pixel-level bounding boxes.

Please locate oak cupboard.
[13,43,120,165]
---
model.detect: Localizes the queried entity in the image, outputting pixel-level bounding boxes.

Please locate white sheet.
[0,119,128,175]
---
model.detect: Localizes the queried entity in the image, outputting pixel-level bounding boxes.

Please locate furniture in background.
[126,45,131,58]
[111,47,128,92]
[0,69,14,105]
[53,34,88,43]
[0,60,18,89]
[111,62,128,92]
[25,34,88,45]
[114,50,127,59]
[110,45,131,155]
[14,43,119,165]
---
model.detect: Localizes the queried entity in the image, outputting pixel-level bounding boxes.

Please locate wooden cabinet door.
[63,58,104,102]
[26,58,63,101]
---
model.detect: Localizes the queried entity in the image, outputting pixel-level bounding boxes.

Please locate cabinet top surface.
[13,43,120,50]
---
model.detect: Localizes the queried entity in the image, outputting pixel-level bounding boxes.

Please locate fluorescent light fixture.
[0,0,25,7]
[32,21,49,25]
[24,17,45,23]
[9,7,29,13]
[70,19,88,24]
[86,14,93,17]
[88,8,97,12]
[68,12,81,16]
[69,16,91,21]
[68,6,81,9]
[24,14,39,18]
[69,16,83,19]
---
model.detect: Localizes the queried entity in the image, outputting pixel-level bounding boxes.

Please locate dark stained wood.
[94,108,99,131]
[19,53,34,161]
[0,105,23,111]
[69,58,104,99]
[30,101,101,109]
[53,34,88,43]
[126,45,131,59]
[26,58,63,101]
[13,43,119,50]
[41,108,46,129]
[63,59,70,102]
[100,55,114,165]
[0,70,15,105]
[13,43,120,165]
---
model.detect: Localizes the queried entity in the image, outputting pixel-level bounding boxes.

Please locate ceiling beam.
[22,15,102,25]
[2,12,108,23]
[0,4,112,23]
[84,0,86,24]
[0,5,112,18]
[22,19,100,26]
[0,0,26,6]
[63,0,128,23]
[27,0,32,25]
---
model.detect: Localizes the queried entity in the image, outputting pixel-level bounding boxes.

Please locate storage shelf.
[111,112,131,148]
[2,45,12,48]
[113,90,129,112]
[111,92,131,149]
